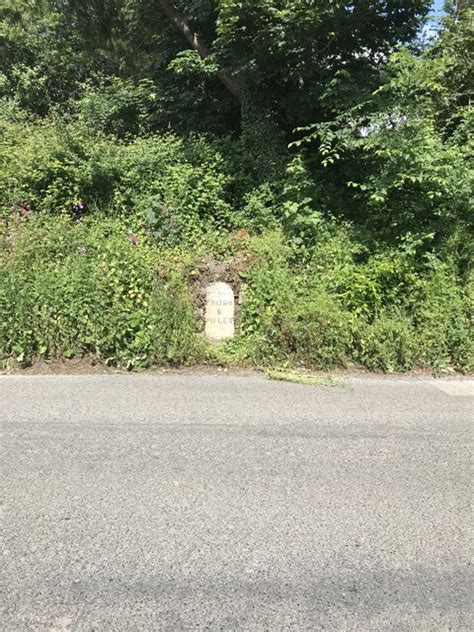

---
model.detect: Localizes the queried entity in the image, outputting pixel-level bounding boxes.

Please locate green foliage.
[0,116,120,213]
[0,1,472,374]
[293,21,474,257]
[345,112,472,251]
[237,183,280,232]
[0,1,96,113]
[0,213,203,368]
[0,117,235,238]
[351,314,416,372]
[231,231,472,373]
[0,212,471,373]
[412,262,473,372]
[1,0,432,134]
[213,0,431,125]
[426,5,474,137]
[281,156,324,249]
[75,78,159,138]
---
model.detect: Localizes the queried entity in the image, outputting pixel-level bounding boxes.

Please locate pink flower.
[129,232,138,247]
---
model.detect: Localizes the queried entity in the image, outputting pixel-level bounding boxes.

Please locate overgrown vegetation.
[0,1,472,373]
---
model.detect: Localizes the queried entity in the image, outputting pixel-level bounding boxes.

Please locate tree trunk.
[159,1,286,184]
[159,0,241,101]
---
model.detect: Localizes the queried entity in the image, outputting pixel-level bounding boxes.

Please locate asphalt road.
[1,373,473,631]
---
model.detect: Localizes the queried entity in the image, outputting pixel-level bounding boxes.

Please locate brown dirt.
[0,357,115,376]
[1,357,469,378]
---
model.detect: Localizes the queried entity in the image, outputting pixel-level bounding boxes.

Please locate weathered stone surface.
[205,282,235,342]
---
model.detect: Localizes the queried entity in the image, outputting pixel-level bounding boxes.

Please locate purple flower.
[129,232,138,247]
[72,201,85,215]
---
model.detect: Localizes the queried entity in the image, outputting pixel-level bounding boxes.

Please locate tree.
[2,0,433,134]
[151,0,432,129]
[292,2,473,255]
[426,2,474,138]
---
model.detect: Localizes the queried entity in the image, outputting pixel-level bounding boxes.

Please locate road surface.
[1,373,472,631]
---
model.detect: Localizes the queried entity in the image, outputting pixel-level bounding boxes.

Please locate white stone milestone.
[205,282,235,342]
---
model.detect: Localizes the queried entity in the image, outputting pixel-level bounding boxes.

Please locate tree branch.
[159,0,241,101]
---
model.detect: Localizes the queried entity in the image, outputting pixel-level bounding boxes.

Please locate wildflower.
[72,201,86,223]
[72,201,85,213]
[80,246,88,257]
[129,232,138,247]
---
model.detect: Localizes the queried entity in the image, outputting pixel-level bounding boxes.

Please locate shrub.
[412,263,473,372]
[234,231,472,373]
[0,118,235,242]
[237,233,351,368]
[0,213,203,368]
[0,112,471,373]
[351,313,416,372]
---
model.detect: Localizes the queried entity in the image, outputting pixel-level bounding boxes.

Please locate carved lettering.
[205,282,235,342]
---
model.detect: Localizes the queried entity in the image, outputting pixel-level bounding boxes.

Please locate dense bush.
[0,213,203,368]
[2,213,470,373]
[234,232,472,372]
[0,116,235,230]
[0,3,472,374]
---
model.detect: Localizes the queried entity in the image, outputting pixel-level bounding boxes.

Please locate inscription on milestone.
[205,282,235,342]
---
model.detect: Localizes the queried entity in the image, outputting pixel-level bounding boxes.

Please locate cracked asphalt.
[1,374,472,631]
